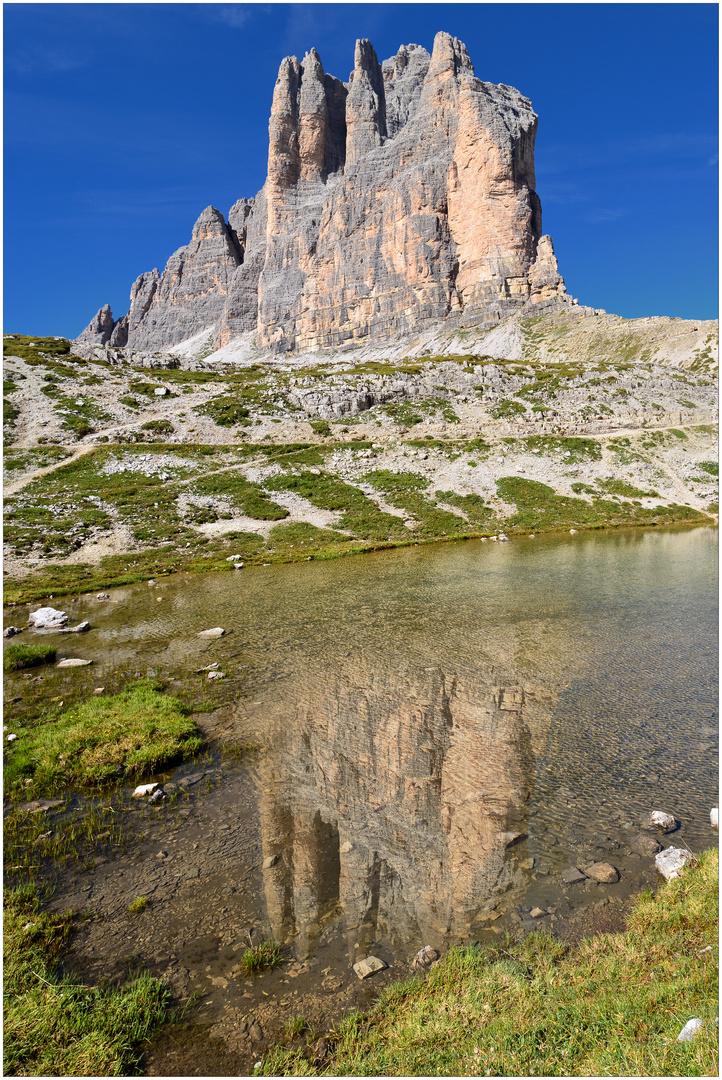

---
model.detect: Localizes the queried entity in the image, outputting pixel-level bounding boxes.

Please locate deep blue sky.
[4,2,718,337]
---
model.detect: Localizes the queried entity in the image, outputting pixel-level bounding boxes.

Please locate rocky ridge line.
[78,31,570,357]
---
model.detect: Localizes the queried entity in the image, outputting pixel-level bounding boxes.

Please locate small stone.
[677,1018,703,1042]
[710,807,718,830]
[497,831,526,847]
[249,1022,264,1042]
[585,862,620,883]
[56,658,93,667]
[340,841,354,853]
[411,946,439,970]
[569,528,578,534]
[3,626,22,638]
[530,907,547,918]
[655,846,693,881]
[353,955,387,979]
[560,866,587,884]
[198,627,225,638]
[156,850,168,859]
[207,671,225,680]
[7,734,18,742]
[147,579,157,586]
[93,687,105,694]
[263,854,279,869]
[96,593,110,600]
[28,606,68,629]
[132,783,159,798]
[19,798,63,813]
[225,555,241,562]
[648,810,677,833]
[154,387,168,396]
[148,788,165,804]
[234,562,244,569]
[631,834,662,857]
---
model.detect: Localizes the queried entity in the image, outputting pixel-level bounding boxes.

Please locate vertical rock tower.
[78,32,569,354]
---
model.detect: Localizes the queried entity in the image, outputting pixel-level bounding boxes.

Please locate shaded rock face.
[255,659,553,956]
[79,31,568,353]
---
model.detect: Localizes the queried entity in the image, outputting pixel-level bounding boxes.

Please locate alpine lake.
[3,523,718,1075]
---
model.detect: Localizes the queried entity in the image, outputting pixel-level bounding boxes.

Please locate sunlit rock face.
[255,659,559,957]
[78,32,569,353]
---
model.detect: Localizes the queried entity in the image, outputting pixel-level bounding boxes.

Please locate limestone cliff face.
[77,31,569,353]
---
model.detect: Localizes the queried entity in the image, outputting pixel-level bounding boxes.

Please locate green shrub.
[141,420,174,435]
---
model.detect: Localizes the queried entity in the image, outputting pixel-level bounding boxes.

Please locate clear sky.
[3,2,718,337]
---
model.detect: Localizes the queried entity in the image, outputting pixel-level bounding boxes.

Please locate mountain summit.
[78,32,572,355]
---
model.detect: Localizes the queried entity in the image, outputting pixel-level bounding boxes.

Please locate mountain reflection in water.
[257,657,561,956]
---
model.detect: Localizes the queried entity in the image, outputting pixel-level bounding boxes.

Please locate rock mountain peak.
[79,31,570,355]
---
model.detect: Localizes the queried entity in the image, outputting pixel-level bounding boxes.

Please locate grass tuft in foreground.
[4,884,171,1076]
[4,679,203,796]
[3,642,57,671]
[261,849,718,1077]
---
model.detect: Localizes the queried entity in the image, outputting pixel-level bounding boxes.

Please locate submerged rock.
[198,627,226,638]
[56,658,93,668]
[560,866,587,884]
[585,862,620,883]
[3,626,22,638]
[353,955,387,979]
[631,834,662,857]
[710,807,718,830]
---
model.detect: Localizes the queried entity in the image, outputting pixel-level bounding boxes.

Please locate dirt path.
[4,444,97,496]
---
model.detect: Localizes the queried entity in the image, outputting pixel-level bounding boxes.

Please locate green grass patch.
[141,419,174,435]
[4,883,172,1076]
[192,470,288,521]
[193,394,251,427]
[522,435,602,462]
[262,849,718,1077]
[364,471,470,538]
[4,680,203,794]
[597,479,660,499]
[489,398,527,419]
[3,643,57,672]
[241,938,282,976]
[434,491,491,523]
[128,896,149,914]
[698,461,718,477]
[265,470,409,542]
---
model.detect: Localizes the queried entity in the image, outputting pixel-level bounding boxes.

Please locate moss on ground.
[4,680,202,796]
[3,642,57,672]
[261,849,719,1077]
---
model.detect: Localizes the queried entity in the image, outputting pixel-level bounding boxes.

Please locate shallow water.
[5,525,718,1070]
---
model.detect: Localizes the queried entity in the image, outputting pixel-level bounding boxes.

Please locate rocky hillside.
[77,31,570,356]
[3,305,717,603]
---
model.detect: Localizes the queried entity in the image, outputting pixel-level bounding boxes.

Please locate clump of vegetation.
[127,896,148,914]
[698,461,718,477]
[364,471,470,538]
[490,398,527,420]
[597,478,659,499]
[141,419,174,435]
[194,395,251,427]
[309,420,331,437]
[522,435,602,462]
[4,680,203,794]
[3,643,57,672]
[4,884,172,1076]
[192,470,288,521]
[261,849,718,1077]
[241,937,282,976]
